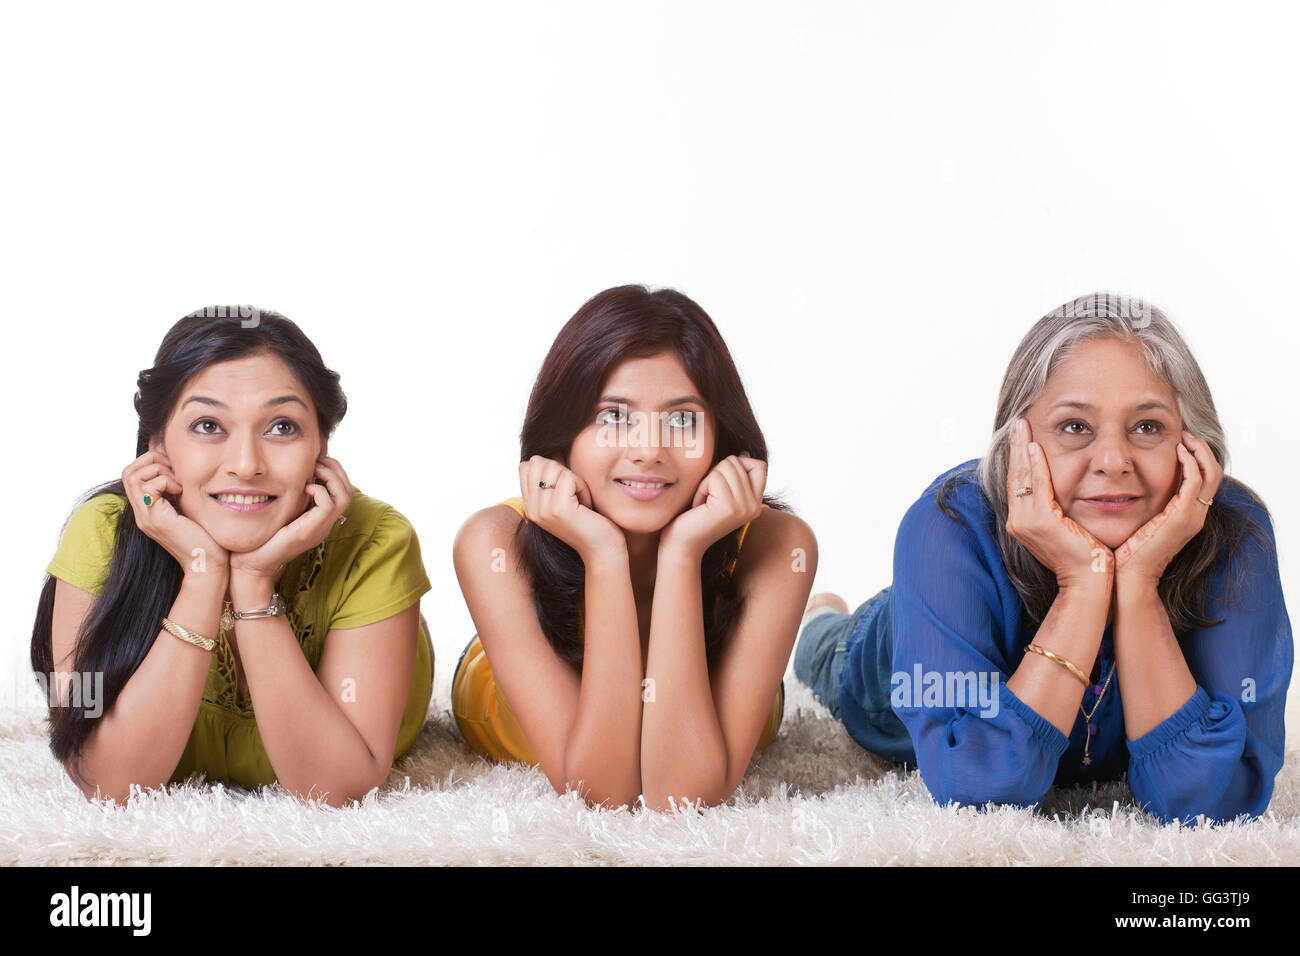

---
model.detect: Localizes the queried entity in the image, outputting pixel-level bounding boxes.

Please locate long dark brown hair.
[31,308,348,778]
[518,285,785,665]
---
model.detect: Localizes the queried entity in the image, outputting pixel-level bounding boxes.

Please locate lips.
[1080,495,1140,513]
[613,476,673,502]
[614,476,672,489]
[210,490,278,513]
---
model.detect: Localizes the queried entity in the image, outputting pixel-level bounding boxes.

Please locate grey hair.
[939,293,1269,633]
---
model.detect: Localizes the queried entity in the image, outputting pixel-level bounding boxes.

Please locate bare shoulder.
[50,577,98,671]
[738,507,817,559]
[452,504,537,648]
[452,505,525,565]
[714,507,818,684]
[732,507,818,590]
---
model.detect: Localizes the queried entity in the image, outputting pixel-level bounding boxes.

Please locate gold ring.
[1013,487,1033,498]
[1197,496,1213,506]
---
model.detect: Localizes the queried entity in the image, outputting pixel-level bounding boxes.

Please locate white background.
[2,1,1296,722]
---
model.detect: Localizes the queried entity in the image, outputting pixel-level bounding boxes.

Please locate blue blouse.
[837,460,1292,824]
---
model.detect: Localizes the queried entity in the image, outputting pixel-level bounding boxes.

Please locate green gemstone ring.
[143,494,154,507]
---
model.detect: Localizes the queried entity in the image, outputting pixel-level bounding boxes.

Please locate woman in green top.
[31,308,434,807]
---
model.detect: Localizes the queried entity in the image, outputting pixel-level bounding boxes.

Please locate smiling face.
[153,351,324,554]
[1023,335,1184,550]
[566,351,716,535]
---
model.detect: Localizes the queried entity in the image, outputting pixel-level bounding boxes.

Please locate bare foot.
[806,592,849,615]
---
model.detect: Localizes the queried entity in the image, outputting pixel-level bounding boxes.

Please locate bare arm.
[219,457,420,807]
[1109,434,1219,739]
[641,507,817,809]
[639,544,722,806]
[56,447,234,800]
[1111,577,1197,739]
[52,572,225,802]
[563,548,644,805]
[453,503,644,808]
[228,573,419,807]
[1003,577,1112,734]
[1001,418,1115,735]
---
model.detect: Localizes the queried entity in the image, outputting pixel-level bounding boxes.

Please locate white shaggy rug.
[2,672,1298,866]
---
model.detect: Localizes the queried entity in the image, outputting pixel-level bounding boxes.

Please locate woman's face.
[153,351,325,554]
[1023,336,1184,550]
[567,351,716,535]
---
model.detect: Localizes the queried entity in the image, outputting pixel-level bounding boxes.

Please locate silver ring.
[1013,486,1033,498]
[538,480,554,490]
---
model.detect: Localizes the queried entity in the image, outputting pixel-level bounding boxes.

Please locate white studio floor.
[2,664,1298,867]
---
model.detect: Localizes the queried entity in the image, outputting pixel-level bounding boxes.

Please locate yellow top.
[452,497,783,766]
[45,489,433,789]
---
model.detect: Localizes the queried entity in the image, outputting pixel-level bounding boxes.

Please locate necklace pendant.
[1082,755,1091,767]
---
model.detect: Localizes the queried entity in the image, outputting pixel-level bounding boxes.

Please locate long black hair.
[517,285,786,666]
[31,308,347,776]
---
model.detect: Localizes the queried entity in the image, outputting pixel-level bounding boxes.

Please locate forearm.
[1005,575,1112,735]
[74,572,225,800]
[640,547,727,809]
[1113,574,1198,741]
[561,550,645,807]
[228,575,385,807]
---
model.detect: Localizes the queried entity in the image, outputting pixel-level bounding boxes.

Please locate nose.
[1090,426,1133,475]
[626,411,666,464]
[225,429,267,479]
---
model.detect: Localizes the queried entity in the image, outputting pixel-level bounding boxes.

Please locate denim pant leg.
[794,599,877,718]
[793,610,847,717]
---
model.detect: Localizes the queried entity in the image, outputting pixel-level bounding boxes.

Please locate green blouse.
[45,489,433,790]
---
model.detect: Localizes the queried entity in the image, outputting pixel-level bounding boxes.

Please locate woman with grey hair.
[794,294,1290,824]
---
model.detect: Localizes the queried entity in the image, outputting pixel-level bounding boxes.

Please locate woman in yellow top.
[453,285,818,811]
[31,308,433,807]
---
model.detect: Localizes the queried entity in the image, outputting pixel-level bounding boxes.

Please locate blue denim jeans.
[794,590,889,718]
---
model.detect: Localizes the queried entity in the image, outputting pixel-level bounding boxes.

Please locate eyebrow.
[598,394,704,408]
[181,396,310,412]
[1048,399,1176,415]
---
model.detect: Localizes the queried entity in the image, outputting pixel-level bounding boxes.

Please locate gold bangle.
[1024,642,1090,687]
[161,617,216,652]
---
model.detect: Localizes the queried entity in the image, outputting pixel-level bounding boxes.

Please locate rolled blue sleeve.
[890,476,1070,810]
[1125,500,1291,824]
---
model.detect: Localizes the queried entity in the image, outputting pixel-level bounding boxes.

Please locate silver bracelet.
[220,593,287,631]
